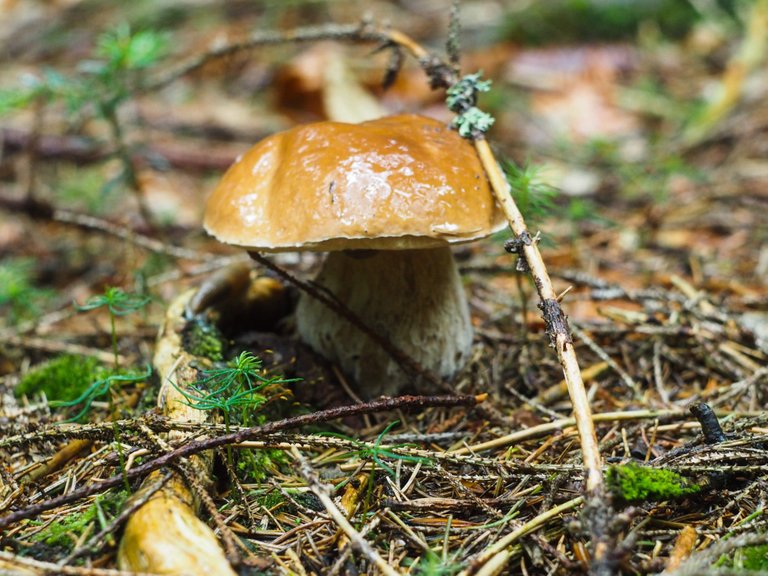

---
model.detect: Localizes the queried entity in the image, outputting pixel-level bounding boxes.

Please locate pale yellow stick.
[474,139,602,494]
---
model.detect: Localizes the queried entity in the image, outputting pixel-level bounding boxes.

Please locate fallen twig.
[0,393,484,529]
[459,497,584,576]
[291,446,401,576]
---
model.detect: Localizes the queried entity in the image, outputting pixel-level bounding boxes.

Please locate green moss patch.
[15,355,107,403]
[182,317,225,361]
[607,462,701,503]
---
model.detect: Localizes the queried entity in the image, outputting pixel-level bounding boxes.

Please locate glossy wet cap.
[203,114,505,251]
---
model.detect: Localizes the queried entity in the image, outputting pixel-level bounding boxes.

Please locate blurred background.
[1,0,766,376]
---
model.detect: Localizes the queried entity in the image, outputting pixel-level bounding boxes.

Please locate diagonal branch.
[0,393,484,529]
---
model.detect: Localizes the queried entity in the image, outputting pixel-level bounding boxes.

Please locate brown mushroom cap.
[203,114,505,251]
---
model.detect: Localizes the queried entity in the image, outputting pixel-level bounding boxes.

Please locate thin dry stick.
[17,438,93,484]
[54,209,213,261]
[0,394,484,529]
[451,408,686,456]
[147,23,379,89]
[291,446,400,576]
[474,139,602,494]
[458,496,584,576]
[328,514,382,576]
[361,22,608,568]
[2,333,128,364]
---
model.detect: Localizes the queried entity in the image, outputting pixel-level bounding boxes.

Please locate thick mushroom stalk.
[296,246,473,397]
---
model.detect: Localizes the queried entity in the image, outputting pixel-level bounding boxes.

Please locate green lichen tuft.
[183,317,225,361]
[15,355,106,403]
[607,462,700,503]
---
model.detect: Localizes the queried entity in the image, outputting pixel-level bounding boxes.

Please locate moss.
[183,317,225,361]
[237,448,289,483]
[29,489,128,550]
[15,355,106,403]
[740,544,768,571]
[253,489,287,511]
[606,462,700,503]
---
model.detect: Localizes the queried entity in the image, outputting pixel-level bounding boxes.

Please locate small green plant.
[0,258,53,325]
[175,352,294,425]
[49,366,152,422]
[1,24,166,118]
[15,354,104,404]
[606,462,701,503]
[73,286,151,489]
[502,159,559,225]
[1,25,167,219]
[323,421,433,478]
[75,286,151,370]
[174,351,296,470]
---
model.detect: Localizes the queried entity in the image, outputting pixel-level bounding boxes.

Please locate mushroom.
[203,114,504,397]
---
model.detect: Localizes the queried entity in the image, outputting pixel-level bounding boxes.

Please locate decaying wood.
[117,290,237,576]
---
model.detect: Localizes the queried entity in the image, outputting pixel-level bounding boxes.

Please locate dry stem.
[473,140,602,492]
[460,496,584,576]
[291,447,401,576]
[0,394,484,529]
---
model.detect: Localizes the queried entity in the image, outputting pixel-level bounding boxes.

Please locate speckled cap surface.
[203,114,505,251]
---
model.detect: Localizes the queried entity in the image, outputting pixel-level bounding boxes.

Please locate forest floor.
[1,1,767,575]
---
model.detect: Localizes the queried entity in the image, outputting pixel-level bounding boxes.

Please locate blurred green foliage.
[503,159,559,226]
[499,0,704,44]
[732,542,768,571]
[0,24,166,118]
[0,258,53,325]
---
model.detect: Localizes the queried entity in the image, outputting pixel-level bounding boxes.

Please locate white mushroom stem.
[296,246,473,397]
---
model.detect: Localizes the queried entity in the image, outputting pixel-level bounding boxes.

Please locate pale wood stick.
[474,139,602,494]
